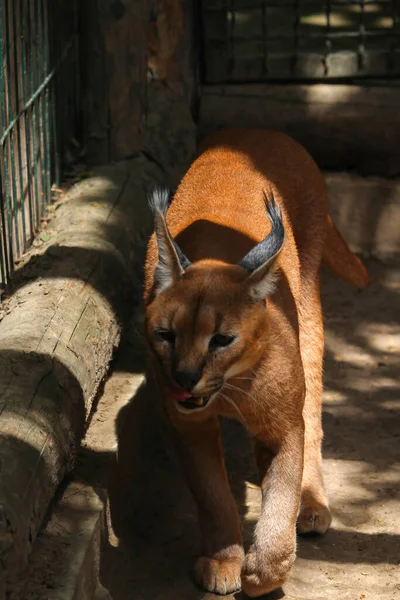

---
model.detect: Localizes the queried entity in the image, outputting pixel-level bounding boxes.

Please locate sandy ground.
[76,256,400,600]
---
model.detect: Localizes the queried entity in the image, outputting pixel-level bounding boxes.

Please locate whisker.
[131,325,144,339]
[219,391,247,427]
[224,382,259,404]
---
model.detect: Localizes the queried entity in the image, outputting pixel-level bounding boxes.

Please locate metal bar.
[292,0,300,74]
[324,0,332,76]
[72,1,81,147]
[5,0,22,258]
[37,0,51,214]
[0,162,9,285]
[49,0,61,190]
[0,35,74,147]
[51,78,61,190]
[0,0,80,291]
[358,0,366,72]
[11,0,27,253]
[227,0,236,74]
[20,0,34,244]
[205,29,400,43]
[4,0,21,258]
[203,0,394,11]
[261,0,268,74]
[0,0,14,271]
[389,0,400,70]
[33,0,46,216]
[43,0,52,205]
[27,0,40,230]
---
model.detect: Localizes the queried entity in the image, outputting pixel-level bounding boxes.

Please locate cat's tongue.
[170,387,193,402]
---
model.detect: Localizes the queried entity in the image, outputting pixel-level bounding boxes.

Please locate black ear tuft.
[239,190,284,273]
[238,190,285,300]
[149,187,191,294]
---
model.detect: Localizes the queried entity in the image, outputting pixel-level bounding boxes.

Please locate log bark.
[0,156,161,588]
[199,84,400,177]
[81,0,148,163]
[144,0,198,188]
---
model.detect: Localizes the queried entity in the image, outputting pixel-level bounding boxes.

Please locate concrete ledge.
[7,481,109,600]
[325,172,400,257]
[6,343,145,600]
[199,84,400,176]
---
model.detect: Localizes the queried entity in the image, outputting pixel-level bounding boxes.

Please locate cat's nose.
[172,369,202,392]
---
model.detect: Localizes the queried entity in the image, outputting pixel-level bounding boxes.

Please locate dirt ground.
[77,255,400,600]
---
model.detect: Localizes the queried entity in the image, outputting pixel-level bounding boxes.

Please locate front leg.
[242,425,304,597]
[171,415,244,595]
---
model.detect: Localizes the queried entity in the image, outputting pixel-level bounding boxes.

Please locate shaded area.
[0,160,155,326]
[199,87,400,177]
[202,0,400,83]
[0,349,85,592]
[0,158,160,591]
[83,255,400,599]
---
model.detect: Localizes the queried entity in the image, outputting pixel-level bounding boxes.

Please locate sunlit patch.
[328,374,399,396]
[305,84,361,105]
[325,330,376,367]
[357,324,400,355]
[323,389,347,404]
[227,11,251,24]
[375,16,393,28]
[301,13,352,27]
[379,399,400,410]
[243,481,261,522]
[350,3,382,13]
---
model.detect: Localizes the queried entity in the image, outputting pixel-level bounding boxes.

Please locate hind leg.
[298,276,332,534]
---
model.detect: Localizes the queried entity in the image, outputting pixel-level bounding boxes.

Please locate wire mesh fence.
[0,0,79,292]
[202,0,400,82]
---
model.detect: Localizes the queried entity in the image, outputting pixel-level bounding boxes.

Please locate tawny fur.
[143,128,368,597]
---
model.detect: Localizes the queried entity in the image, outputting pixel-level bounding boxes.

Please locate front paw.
[194,551,244,595]
[241,547,295,598]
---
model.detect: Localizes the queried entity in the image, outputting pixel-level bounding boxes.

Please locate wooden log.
[0,156,160,588]
[80,0,197,172]
[144,0,198,188]
[199,84,400,176]
[80,0,148,163]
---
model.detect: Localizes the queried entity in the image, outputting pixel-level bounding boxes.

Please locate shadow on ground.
[86,256,400,600]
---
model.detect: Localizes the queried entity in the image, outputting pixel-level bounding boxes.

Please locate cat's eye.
[209,334,236,351]
[156,329,175,344]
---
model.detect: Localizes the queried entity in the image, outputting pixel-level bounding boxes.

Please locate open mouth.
[178,396,210,411]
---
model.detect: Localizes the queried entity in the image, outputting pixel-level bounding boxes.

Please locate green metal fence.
[0,0,79,293]
[202,0,400,83]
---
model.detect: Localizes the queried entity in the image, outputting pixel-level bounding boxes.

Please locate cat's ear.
[239,191,284,300]
[149,188,191,294]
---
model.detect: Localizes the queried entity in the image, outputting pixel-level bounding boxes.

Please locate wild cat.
[143,128,368,596]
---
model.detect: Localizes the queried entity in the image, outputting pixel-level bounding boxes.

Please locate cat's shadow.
[102,374,272,599]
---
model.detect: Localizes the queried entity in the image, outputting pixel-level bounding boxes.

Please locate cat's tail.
[323,216,369,290]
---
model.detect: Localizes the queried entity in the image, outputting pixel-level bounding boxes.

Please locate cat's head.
[145,188,284,413]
